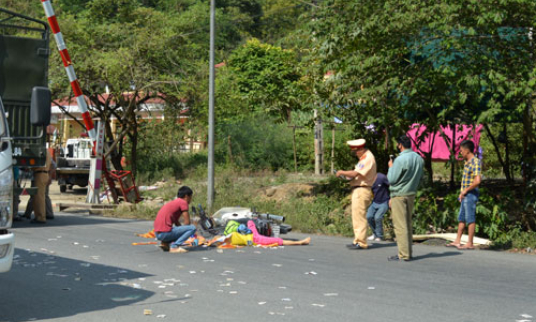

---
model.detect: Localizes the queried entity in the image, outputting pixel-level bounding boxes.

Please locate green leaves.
[224,39,305,123]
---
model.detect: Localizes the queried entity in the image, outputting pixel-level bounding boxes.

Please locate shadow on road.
[11,212,141,230]
[369,242,397,249]
[0,249,156,322]
[412,251,462,261]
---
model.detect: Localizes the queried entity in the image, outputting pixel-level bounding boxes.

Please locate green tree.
[308,0,536,186]
[225,38,304,123]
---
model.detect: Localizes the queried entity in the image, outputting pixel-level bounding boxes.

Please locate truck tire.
[60,184,67,193]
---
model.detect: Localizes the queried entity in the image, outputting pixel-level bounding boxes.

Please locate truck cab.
[0,97,14,273]
[0,8,52,272]
[57,138,91,192]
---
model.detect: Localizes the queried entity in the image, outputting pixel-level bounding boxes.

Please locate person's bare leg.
[447,222,465,247]
[282,237,311,246]
[458,223,475,249]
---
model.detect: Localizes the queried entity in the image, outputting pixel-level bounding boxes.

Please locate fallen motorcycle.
[192,205,292,238]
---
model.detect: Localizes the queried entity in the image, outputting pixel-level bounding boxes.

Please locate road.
[1,213,535,322]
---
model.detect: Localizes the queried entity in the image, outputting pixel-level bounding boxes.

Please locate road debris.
[143,309,152,315]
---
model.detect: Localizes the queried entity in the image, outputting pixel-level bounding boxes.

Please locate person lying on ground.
[212,220,311,247]
[153,186,197,253]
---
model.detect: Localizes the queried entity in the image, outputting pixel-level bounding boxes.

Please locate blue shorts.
[458,191,478,224]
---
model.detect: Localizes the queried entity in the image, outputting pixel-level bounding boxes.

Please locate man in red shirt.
[154,186,197,253]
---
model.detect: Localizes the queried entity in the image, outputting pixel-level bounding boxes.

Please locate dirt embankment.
[260,183,316,202]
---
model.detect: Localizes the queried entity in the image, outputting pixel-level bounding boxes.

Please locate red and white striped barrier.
[41,0,96,143]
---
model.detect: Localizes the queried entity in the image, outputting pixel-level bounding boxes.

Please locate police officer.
[336,139,377,249]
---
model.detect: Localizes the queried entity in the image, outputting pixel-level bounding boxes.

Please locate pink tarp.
[406,124,483,161]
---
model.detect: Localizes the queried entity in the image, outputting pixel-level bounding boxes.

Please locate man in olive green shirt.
[387,135,424,261]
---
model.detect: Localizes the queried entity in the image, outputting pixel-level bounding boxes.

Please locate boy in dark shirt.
[366,173,390,241]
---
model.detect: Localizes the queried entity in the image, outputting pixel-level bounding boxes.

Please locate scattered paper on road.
[143,309,152,315]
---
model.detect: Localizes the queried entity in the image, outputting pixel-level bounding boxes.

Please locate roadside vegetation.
[3,1,535,250]
[107,119,536,251]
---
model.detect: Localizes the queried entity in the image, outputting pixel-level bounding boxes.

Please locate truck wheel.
[60,185,67,193]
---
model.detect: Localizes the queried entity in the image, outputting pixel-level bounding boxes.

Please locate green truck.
[0,8,52,272]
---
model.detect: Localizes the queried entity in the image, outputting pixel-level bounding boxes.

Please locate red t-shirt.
[153,198,189,233]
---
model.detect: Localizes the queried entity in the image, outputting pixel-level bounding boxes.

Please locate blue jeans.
[156,225,197,248]
[458,191,478,224]
[366,201,389,239]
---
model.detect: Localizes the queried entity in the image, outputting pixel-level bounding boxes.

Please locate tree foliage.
[308,0,536,184]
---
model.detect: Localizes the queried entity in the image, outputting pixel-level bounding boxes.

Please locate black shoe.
[387,255,411,262]
[346,243,365,250]
[30,219,46,224]
[46,216,54,220]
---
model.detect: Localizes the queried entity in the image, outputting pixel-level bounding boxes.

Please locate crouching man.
[154,186,197,253]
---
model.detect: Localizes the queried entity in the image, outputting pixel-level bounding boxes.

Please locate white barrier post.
[86,122,105,203]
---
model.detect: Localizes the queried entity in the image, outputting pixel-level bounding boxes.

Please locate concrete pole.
[207,0,215,212]
[314,109,324,175]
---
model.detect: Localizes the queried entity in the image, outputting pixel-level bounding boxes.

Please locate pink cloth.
[406,124,482,161]
[247,221,283,246]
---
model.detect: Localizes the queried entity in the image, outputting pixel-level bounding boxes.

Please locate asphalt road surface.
[1,213,535,322]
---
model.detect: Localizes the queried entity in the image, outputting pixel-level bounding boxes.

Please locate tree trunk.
[130,124,138,178]
[484,123,511,182]
[424,152,433,187]
[104,117,123,171]
[503,122,512,182]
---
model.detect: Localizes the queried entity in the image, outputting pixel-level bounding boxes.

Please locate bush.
[215,114,295,170]
[135,151,208,184]
[413,188,456,234]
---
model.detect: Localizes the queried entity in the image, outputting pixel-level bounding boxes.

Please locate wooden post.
[293,126,298,173]
[331,126,335,174]
[227,135,233,164]
[314,109,324,175]
[449,124,456,190]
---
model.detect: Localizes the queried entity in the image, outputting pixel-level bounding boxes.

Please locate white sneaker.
[367,235,376,241]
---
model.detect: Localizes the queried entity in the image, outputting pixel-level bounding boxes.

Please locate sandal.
[445,243,461,248]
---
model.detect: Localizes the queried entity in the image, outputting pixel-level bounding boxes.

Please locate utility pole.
[207,0,215,212]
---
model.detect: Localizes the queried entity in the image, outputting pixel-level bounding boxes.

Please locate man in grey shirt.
[387,135,424,261]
